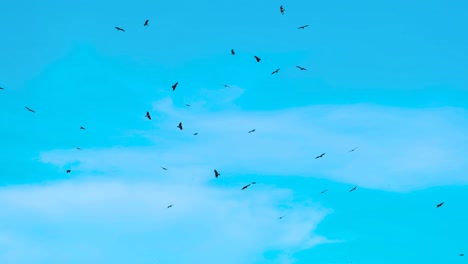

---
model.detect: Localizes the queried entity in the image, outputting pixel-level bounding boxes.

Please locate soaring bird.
[223,84,230,88]
[74,146,82,150]
[66,170,71,173]
[115,27,125,32]
[436,202,444,208]
[185,104,191,107]
[80,126,85,130]
[160,166,168,170]
[214,169,220,178]
[460,254,464,257]
[348,147,359,152]
[349,186,357,192]
[320,189,328,194]
[172,82,178,91]
[193,133,198,135]
[271,68,280,74]
[248,129,256,133]
[231,49,235,55]
[25,107,36,113]
[280,5,285,15]
[278,215,284,220]
[145,111,151,120]
[254,56,261,62]
[298,25,309,29]
[296,66,307,71]
[167,204,174,208]
[315,153,325,159]
[144,20,149,26]
[177,122,183,130]
[241,182,256,190]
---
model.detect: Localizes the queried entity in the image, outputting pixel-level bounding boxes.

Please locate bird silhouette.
[320,189,328,194]
[0,87,4,89]
[160,166,168,170]
[278,215,285,220]
[349,186,357,192]
[460,254,464,256]
[348,147,359,152]
[223,84,230,88]
[186,104,191,107]
[254,56,261,62]
[231,49,235,55]
[193,133,198,135]
[172,82,178,91]
[296,66,307,71]
[80,126,85,130]
[315,153,325,159]
[145,111,151,120]
[177,122,183,130]
[280,6,285,15]
[144,20,149,26]
[241,182,256,190]
[167,204,173,208]
[66,170,71,173]
[248,129,256,133]
[214,169,220,178]
[298,25,309,29]
[115,27,125,32]
[437,202,444,208]
[25,107,36,113]
[271,68,280,74]
[73,146,82,150]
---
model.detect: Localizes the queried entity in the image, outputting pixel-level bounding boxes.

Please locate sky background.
[0,0,467,263]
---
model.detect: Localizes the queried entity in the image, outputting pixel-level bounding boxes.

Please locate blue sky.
[0,0,467,263]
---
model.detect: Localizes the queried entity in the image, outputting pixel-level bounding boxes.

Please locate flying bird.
[167,204,173,208]
[193,133,198,135]
[280,5,285,15]
[315,153,325,159]
[320,189,328,194]
[0,87,4,89]
[296,66,307,71]
[160,166,168,170]
[73,146,82,150]
[460,254,464,257]
[145,111,151,120]
[144,20,149,26]
[185,104,191,107]
[298,25,309,29]
[254,56,261,62]
[25,107,36,113]
[115,27,125,32]
[248,129,256,133]
[223,84,230,88]
[66,170,71,173]
[214,169,220,178]
[436,202,444,208]
[271,68,280,74]
[349,186,357,192]
[241,182,256,190]
[348,147,359,152]
[177,122,183,130]
[80,126,85,130]
[231,49,235,55]
[278,215,284,220]
[172,82,178,91]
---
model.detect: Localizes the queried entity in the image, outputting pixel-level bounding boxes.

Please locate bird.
[177,122,183,130]
[296,66,307,71]
[254,56,261,62]
[144,20,149,26]
[172,82,178,91]
[145,111,151,120]
[248,129,256,133]
[271,68,280,74]
[0,86,4,89]
[167,204,173,208]
[349,186,357,192]
[193,133,198,135]
[160,166,168,170]
[214,169,220,178]
[231,49,235,55]
[115,27,125,32]
[460,254,464,257]
[25,107,36,113]
[278,215,285,220]
[436,202,444,208]
[298,25,309,29]
[73,146,82,150]
[348,147,359,152]
[223,84,230,88]
[186,104,191,107]
[80,126,85,130]
[280,5,285,15]
[315,153,325,159]
[320,189,328,194]
[241,182,256,190]
[66,170,71,173]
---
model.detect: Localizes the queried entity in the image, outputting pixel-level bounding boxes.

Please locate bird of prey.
[298,25,309,29]
[73,146,82,150]
[80,126,85,130]
[254,56,261,62]
[144,20,149,26]
[436,202,444,208]
[248,129,256,133]
[66,170,71,173]
[296,66,307,71]
[241,182,256,190]
[115,27,125,32]
[177,122,183,130]
[193,133,198,135]
[278,215,285,220]
[231,49,235,55]
[160,166,168,170]
[349,186,357,192]
[25,107,36,113]
[320,189,328,194]
[223,84,230,88]
[172,82,178,91]
[145,111,151,120]
[280,5,285,15]
[167,204,174,208]
[214,169,220,178]
[315,153,325,159]
[271,68,280,74]
[348,147,359,152]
